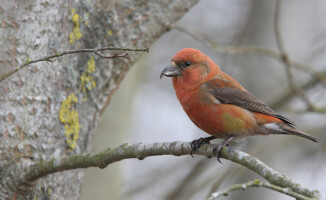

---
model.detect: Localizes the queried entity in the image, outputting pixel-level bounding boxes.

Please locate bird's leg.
[213,136,234,163]
[190,136,216,157]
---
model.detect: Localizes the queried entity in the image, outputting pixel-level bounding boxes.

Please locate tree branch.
[174,25,326,112]
[270,69,326,110]
[0,46,149,83]
[207,179,314,200]
[274,0,318,111]
[205,165,240,198]
[3,142,319,198]
[165,159,208,200]
[173,25,326,87]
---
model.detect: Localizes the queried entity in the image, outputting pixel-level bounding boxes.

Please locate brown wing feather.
[202,80,296,127]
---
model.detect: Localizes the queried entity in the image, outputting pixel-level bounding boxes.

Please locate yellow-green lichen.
[86,56,95,73]
[25,58,32,64]
[59,93,80,150]
[69,9,82,44]
[80,73,96,93]
[80,56,96,94]
[106,29,113,37]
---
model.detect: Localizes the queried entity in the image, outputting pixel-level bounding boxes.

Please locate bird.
[160,48,318,162]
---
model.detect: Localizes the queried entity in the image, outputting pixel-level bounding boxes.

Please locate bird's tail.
[283,126,318,142]
[265,123,318,142]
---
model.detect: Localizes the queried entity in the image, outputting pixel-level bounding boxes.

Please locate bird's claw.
[212,136,234,163]
[212,144,229,164]
[190,136,215,158]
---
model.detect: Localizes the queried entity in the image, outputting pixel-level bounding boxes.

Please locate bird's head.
[160,48,219,86]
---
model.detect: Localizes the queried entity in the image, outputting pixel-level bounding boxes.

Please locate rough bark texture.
[0,0,199,199]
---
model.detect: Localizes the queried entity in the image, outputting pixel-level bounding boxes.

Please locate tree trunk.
[0,0,198,199]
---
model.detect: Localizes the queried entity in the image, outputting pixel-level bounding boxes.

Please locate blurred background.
[81,0,326,199]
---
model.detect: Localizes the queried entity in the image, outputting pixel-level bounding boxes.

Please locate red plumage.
[160,48,317,158]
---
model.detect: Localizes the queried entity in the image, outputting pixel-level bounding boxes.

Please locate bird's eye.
[184,61,191,67]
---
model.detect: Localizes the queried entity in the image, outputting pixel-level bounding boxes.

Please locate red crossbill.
[160,48,317,162]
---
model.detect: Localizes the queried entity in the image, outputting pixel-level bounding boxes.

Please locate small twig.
[95,52,130,59]
[274,0,317,111]
[207,179,314,200]
[0,46,149,82]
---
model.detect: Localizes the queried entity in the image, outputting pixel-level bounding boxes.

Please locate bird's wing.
[202,79,295,126]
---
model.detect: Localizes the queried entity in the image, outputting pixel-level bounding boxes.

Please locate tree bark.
[0,0,199,199]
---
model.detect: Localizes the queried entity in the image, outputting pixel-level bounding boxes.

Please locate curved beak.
[160,65,181,79]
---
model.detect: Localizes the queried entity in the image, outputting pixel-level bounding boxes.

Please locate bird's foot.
[212,144,229,164]
[190,136,216,158]
[212,137,234,163]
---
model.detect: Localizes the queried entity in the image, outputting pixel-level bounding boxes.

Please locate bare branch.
[0,46,149,83]
[174,25,326,87]
[205,165,240,199]
[207,179,314,200]
[174,25,326,112]
[124,160,192,198]
[165,159,208,200]
[1,142,319,198]
[274,0,317,111]
[271,69,326,111]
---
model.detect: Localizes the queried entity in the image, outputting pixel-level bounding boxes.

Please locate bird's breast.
[174,88,257,138]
